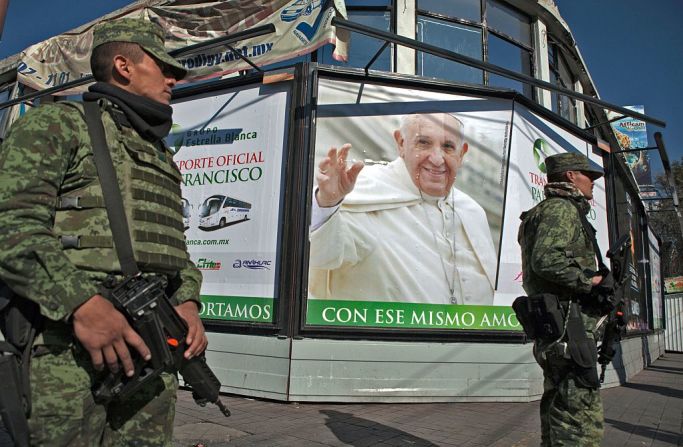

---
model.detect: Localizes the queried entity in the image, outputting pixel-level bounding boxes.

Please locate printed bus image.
[198,194,252,230]
[181,197,192,230]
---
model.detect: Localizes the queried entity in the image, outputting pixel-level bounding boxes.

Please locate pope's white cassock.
[308,158,497,305]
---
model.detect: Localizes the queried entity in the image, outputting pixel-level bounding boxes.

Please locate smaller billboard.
[648,227,663,329]
[665,275,683,294]
[608,105,651,186]
[171,82,290,324]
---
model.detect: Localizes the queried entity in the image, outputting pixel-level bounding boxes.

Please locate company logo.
[280,0,330,45]
[281,0,322,22]
[197,258,222,270]
[533,138,550,173]
[617,121,646,131]
[167,123,185,154]
[233,259,272,270]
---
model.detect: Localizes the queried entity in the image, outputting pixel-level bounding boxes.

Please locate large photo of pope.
[306,85,511,307]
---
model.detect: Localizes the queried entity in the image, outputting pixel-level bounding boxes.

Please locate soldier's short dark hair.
[90,41,145,82]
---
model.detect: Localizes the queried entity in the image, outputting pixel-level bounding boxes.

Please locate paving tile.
[172,353,683,447]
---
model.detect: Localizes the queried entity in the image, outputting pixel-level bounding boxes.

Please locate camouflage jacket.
[518,182,597,300]
[0,101,201,321]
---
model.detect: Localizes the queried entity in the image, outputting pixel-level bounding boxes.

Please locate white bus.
[181,198,191,230]
[198,194,252,230]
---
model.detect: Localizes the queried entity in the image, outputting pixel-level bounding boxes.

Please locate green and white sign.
[171,83,290,323]
[306,300,521,331]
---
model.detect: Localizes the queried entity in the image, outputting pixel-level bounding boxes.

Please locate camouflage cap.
[545,152,604,180]
[92,18,187,80]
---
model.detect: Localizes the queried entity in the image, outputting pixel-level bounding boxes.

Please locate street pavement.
[173,352,683,447]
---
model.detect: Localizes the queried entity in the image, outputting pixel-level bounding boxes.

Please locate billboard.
[648,228,663,330]
[614,181,649,332]
[170,82,290,323]
[608,105,651,186]
[18,0,348,94]
[304,78,608,332]
[665,276,683,294]
[499,107,609,304]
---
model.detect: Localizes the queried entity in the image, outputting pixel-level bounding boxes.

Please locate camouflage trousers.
[27,341,177,446]
[536,344,604,446]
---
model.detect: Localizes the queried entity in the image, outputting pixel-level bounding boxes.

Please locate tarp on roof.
[17,0,348,95]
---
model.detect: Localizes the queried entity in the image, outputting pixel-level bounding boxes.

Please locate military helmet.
[92,17,187,80]
[545,152,604,180]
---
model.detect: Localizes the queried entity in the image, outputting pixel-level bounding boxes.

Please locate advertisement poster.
[608,105,651,186]
[306,79,518,331]
[171,83,290,323]
[620,189,649,331]
[665,276,683,294]
[18,0,348,94]
[498,106,609,306]
[648,228,663,330]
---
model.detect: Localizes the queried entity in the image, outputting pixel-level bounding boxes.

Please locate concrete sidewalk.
[172,352,683,447]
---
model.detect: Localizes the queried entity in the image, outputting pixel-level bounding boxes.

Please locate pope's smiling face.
[394,113,468,197]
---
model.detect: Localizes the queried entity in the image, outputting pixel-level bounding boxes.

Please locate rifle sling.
[569,200,608,272]
[83,101,140,278]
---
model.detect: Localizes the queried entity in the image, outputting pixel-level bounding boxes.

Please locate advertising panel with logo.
[614,178,649,332]
[498,106,609,306]
[665,276,683,294]
[18,1,349,95]
[608,105,651,187]
[170,83,290,323]
[306,79,514,331]
[648,227,663,329]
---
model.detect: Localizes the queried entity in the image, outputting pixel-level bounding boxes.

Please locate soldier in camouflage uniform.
[0,19,206,445]
[518,152,606,446]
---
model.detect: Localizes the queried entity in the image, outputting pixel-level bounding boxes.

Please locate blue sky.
[1,0,681,170]
[556,0,683,173]
[0,1,134,56]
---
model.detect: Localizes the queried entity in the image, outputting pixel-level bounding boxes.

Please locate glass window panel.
[558,53,574,88]
[487,35,532,97]
[417,0,481,22]
[318,10,391,72]
[416,16,483,85]
[547,46,556,68]
[559,95,577,124]
[549,71,560,113]
[487,0,531,45]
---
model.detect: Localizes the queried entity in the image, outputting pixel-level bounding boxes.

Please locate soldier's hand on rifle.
[315,144,364,208]
[72,294,151,377]
[591,275,603,286]
[175,300,207,359]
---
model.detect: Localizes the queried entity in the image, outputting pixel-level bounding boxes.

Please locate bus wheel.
[220,217,227,227]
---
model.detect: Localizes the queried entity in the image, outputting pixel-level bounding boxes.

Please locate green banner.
[306,300,521,331]
[199,295,274,323]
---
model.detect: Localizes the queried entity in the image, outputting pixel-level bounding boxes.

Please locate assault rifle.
[597,233,632,383]
[93,275,230,417]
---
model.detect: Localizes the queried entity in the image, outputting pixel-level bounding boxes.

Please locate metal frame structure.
[0,18,672,340]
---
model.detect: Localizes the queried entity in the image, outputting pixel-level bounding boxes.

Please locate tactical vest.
[518,196,597,300]
[52,100,189,275]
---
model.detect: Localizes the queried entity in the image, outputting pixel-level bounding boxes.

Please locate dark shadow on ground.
[605,418,680,445]
[320,410,439,447]
[645,364,683,375]
[621,382,683,399]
